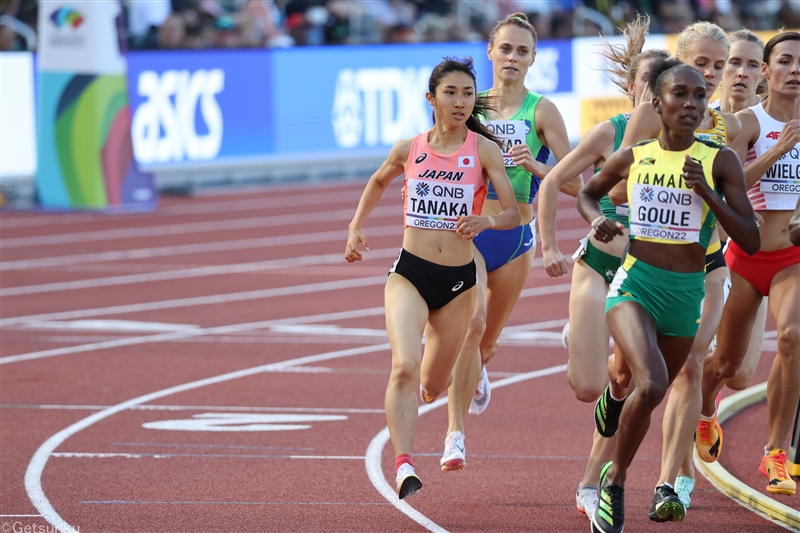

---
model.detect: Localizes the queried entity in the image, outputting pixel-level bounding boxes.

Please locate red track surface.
[1,180,798,533]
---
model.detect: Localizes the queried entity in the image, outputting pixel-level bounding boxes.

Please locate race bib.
[616,203,629,217]
[483,120,527,167]
[759,145,800,209]
[572,236,589,261]
[629,183,703,243]
[405,178,474,230]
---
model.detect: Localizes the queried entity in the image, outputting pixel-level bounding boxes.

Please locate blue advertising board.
[269,43,491,158]
[524,38,572,95]
[127,49,273,168]
[126,43,491,168]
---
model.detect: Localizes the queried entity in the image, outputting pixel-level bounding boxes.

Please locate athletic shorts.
[474,221,535,273]
[725,240,800,297]
[704,240,727,275]
[573,236,623,284]
[606,255,705,337]
[389,248,477,310]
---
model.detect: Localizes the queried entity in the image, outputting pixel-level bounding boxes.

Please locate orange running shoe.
[759,449,797,496]
[695,393,723,463]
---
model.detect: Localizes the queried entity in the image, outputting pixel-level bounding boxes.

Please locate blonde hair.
[489,12,537,48]
[676,21,730,60]
[597,14,670,104]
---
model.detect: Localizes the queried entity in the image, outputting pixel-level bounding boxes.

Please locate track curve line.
[25,342,391,533]
[365,363,568,533]
[693,382,800,532]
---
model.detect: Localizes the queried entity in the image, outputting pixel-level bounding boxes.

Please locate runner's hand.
[683,155,713,198]
[775,119,800,156]
[345,229,369,262]
[591,216,624,243]
[510,143,535,173]
[543,247,570,277]
[456,214,493,240]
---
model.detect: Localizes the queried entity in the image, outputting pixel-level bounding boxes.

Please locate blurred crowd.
[1,0,800,51]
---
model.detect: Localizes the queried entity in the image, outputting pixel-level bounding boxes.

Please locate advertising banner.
[0,52,37,181]
[126,43,491,169]
[36,1,156,209]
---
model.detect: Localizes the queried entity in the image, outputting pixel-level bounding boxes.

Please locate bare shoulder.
[388,136,416,163]
[477,134,502,154]
[534,96,564,120]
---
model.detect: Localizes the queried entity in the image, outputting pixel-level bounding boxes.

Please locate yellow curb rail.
[694,381,800,530]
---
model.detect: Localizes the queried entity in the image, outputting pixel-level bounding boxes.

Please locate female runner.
[579,59,759,533]
[697,31,800,498]
[345,56,520,499]
[438,13,579,473]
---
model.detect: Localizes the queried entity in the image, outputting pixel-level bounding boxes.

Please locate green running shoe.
[592,462,625,533]
[594,386,625,438]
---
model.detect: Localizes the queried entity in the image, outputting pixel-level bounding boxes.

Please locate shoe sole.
[649,501,686,523]
[440,459,466,472]
[759,465,797,495]
[397,475,422,500]
[591,513,623,533]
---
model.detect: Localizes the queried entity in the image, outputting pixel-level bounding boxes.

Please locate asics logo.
[452,281,464,291]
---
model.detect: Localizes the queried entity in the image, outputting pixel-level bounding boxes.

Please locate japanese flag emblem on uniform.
[458,156,475,168]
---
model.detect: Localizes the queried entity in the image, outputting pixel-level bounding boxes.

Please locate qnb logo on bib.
[405,178,474,230]
[132,69,225,164]
[630,183,703,243]
[484,119,525,167]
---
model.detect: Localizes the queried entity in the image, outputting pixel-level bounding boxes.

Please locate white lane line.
[0,278,390,328]
[0,514,43,517]
[22,320,200,333]
[25,342,391,533]
[365,364,568,533]
[1,207,395,249]
[1,404,386,414]
[0,221,401,271]
[50,452,366,460]
[1,247,400,296]
[0,187,367,229]
[0,305,387,364]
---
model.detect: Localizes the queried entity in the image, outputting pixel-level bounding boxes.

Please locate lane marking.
[0,514,42,517]
[22,320,200,333]
[1,277,570,329]
[1,248,400,296]
[25,342,392,533]
[51,452,365,460]
[0,187,368,229]
[1,305,388,365]
[694,382,800,532]
[0,207,394,249]
[0,223,402,272]
[142,413,349,432]
[2,404,385,414]
[365,364,568,533]
[78,500,389,506]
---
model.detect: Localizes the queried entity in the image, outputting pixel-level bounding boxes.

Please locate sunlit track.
[0,207,396,249]
[0,184,369,229]
[2,183,794,533]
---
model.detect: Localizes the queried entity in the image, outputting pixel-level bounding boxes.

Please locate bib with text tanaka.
[483,120,527,167]
[405,178,474,231]
[758,138,800,209]
[629,183,703,243]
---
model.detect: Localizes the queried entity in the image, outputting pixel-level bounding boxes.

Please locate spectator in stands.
[158,12,187,49]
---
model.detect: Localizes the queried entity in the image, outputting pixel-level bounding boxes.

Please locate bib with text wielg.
[483,120,527,167]
[405,178,475,230]
[629,183,703,243]
[758,142,800,209]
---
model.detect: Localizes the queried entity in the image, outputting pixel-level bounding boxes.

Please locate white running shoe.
[575,483,599,518]
[468,366,491,415]
[674,475,695,509]
[395,462,422,499]
[561,323,570,350]
[440,431,466,472]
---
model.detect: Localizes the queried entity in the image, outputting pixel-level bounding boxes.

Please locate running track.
[1,180,798,533]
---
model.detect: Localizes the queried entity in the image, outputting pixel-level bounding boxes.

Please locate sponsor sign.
[0,52,37,179]
[37,0,156,209]
[524,38,572,94]
[580,97,632,135]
